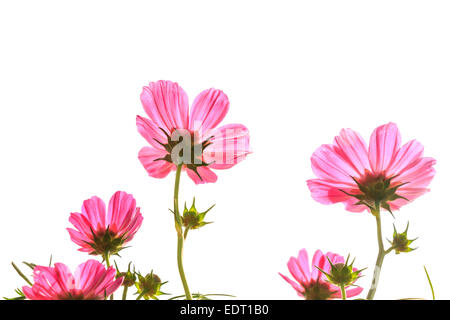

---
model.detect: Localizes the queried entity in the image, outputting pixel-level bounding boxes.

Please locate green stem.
[173,165,192,300]
[103,254,114,300]
[122,286,128,300]
[366,205,390,300]
[340,285,347,300]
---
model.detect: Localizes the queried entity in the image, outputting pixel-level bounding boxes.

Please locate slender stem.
[366,205,388,300]
[104,254,111,268]
[103,254,114,300]
[173,164,192,300]
[340,285,347,300]
[136,292,144,300]
[122,286,128,300]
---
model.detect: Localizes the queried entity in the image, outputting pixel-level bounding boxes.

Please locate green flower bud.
[115,262,136,287]
[181,198,214,230]
[389,222,417,254]
[317,255,365,287]
[135,270,167,300]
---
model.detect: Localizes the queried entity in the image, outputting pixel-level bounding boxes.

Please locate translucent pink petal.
[54,263,75,293]
[189,88,229,132]
[333,128,370,177]
[390,187,431,210]
[81,196,106,232]
[386,140,424,176]
[67,228,92,252]
[68,212,94,238]
[138,146,176,178]
[106,191,136,235]
[186,166,218,184]
[287,257,308,284]
[140,80,189,132]
[287,249,312,284]
[203,124,251,170]
[75,260,119,299]
[368,122,401,174]
[310,250,326,279]
[136,115,167,150]
[345,286,364,298]
[22,286,40,300]
[311,144,362,184]
[279,273,305,297]
[394,157,436,188]
[307,179,358,205]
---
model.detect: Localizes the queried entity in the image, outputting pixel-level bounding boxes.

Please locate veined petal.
[140,80,189,132]
[81,196,106,232]
[203,124,250,170]
[311,250,326,280]
[311,144,362,183]
[394,157,436,188]
[333,128,370,177]
[189,88,229,132]
[138,146,175,178]
[345,286,364,298]
[136,115,167,150]
[186,166,218,184]
[369,122,401,174]
[387,140,424,176]
[106,191,136,234]
[279,273,305,297]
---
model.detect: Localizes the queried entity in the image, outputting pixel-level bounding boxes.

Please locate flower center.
[340,170,409,214]
[86,227,126,256]
[153,128,214,180]
[303,280,336,300]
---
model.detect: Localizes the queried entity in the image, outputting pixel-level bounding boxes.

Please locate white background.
[1,1,449,300]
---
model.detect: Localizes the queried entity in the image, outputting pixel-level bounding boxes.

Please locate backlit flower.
[67,191,143,256]
[279,249,363,300]
[307,123,436,213]
[137,80,251,184]
[22,260,123,300]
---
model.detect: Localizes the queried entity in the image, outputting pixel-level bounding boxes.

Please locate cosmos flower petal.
[203,124,251,170]
[334,128,370,177]
[24,260,121,300]
[308,122,435,213]
[280,249,363,300]
[68,192,143,255]
[279,273,305,297]
[189,88,229,132]
[368,122,401,173]
[186,166,218,184]
[81,196,106,232]
[138,146,176,179]
[140,80,189,132]
[136,115,168,150]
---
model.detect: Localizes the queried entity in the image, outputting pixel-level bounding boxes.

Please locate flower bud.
[389,222,417,254]
[135,271,166,300]
[115,262,136,287]
[181,198,214,230]
[317,255,365,288]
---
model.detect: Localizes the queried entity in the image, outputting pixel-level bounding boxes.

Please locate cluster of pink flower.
[8,81,436,300]
[280,123,436,299]
[10,80,251,300]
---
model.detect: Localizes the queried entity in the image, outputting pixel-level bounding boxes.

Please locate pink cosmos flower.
[67,191,143,256]
[279,249,363,300]
[307,122,436,213]
[22,259,123,300]
[136,80,251,184]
